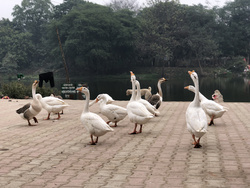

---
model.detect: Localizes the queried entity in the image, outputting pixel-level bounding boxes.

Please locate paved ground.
[1,99,250,188]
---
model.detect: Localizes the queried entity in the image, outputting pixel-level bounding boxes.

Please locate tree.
[12,0,53,67]
[109,0,140,12]
[47,2,138,74]
[217,0,250,63]
[135,1,184,67]
[0,19,34,71]
[182,5,220,73]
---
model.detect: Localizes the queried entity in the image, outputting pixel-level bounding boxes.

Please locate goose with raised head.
[185,71,207,148]
[16,80,42,126]
[76,87,114,145]
[35,94,69,120]
[185,85,228,126]
[134,80,159,116]
[126,71,154,134]
[148,77,167,109]
[94,94,127,127]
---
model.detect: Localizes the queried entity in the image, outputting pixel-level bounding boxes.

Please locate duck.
[35,94,69,120]
[89,93,114,107]
[16,80,42,126]
[185,70,207,148]
[134,80,159,116]
[76,87,114,145]
[126,71,154,134]
[148,77,167,109]
[184,85,228,126]
[94,94,127,127]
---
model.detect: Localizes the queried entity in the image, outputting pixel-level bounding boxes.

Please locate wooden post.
[56,28,70,83]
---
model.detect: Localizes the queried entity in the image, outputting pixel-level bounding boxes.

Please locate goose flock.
[16,70,228,148]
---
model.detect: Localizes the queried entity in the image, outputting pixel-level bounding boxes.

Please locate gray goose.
[148,77,167,109]
[16,80,42,126]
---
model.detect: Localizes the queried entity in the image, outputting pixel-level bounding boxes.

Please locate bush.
[36,87,60,97]
[227,56,247,73]
[2,82,30,99]
[1,81,60,99]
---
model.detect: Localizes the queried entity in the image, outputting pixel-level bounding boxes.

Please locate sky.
[0,0,232,20]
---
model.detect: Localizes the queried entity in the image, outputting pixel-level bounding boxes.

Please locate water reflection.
[58,75,250,102]
[3,75,250,102]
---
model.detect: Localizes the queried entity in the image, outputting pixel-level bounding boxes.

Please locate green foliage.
[1,82,30,99]
[47,2,137,74]
[0,0,250,75]
[1,81,60,99]
[36,87,60,97]
[227,56,247,73]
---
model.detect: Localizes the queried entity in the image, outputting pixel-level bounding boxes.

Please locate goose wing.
[16,103,31,114]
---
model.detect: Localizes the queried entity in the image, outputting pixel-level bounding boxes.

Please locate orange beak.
[130,71,134,76]
[76,87,83,91]
[95,98,99,103]
[188,70,195,75]
[33,80,39,86]
[184,86,189,90]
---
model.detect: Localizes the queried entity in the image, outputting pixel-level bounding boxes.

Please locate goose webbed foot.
[129,131,139,135]
[28,117,38,126]
[208,117,214,126]
[208,120,214,126]
[89,135,98,145]
[129,124,139,134]
[193,138,202,148]
[194,143,202,148]
[33,117,38,123]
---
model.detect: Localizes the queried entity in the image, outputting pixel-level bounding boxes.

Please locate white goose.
[35,94,69,120]
[148,77,167,109]
[89,93,114,107]
[185,70,207,148]
[185,85,228,126]
[134,80,159,116]
[95,94,127,127]
[16,80,42,126]
[76,87,114,145]
[126,71,154,134]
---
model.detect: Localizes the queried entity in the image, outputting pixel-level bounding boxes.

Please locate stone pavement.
[1,99,250,188]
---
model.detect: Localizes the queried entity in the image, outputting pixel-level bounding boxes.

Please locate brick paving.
[1,99,250,187]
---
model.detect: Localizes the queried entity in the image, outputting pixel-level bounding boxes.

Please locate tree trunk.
[198,59,204,75]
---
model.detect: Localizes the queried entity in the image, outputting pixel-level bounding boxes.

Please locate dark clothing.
[39,72,55,87]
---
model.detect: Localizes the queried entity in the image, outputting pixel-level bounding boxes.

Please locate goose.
[35,94,69,120]
[16,80,42,126]
[185,85,228,126]
[185,70,207,148]
[212,90,224,103]
[134,80,159,116]
[126,87,152,100]
[89,93,114,107]
[94,94,127,127]
[126,71,154,134]
[148,77,167,109]
[76,87,114,145]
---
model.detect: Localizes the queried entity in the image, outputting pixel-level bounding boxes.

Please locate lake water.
[54,74,250,102]
[4,74,250,102]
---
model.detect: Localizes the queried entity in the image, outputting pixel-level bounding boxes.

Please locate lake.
[53,74,250,102]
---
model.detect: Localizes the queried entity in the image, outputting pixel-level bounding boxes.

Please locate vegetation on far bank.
[0,0,249,76]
